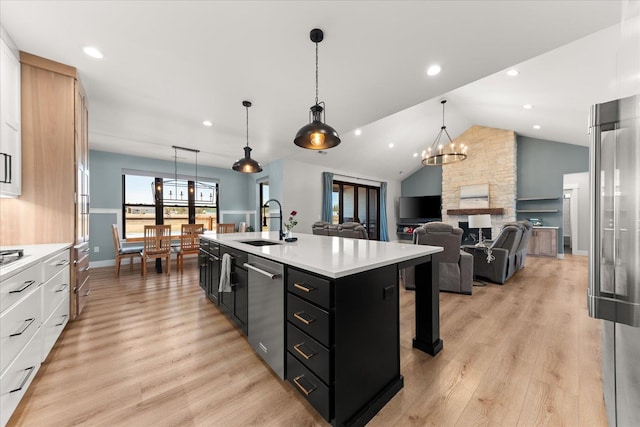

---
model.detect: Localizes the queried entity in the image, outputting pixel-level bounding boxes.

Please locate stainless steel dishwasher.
[245,254,284,379]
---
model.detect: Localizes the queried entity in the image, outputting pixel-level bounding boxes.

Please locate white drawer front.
[42,268,70,322]
[0,263,41,313]
[43,249,71,282]
[0,328,41,427]
[0,285,41,375]
[42,294,69,362]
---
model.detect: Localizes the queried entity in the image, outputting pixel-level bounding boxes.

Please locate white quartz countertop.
[0,243,72,280]
[201,231,442,279]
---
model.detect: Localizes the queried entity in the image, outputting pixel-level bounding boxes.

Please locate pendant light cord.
[315,41,319,106]
[246,104,249,148]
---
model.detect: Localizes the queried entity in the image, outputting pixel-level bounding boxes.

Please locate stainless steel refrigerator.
[588,94,640,427]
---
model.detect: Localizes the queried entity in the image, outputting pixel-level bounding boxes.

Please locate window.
[332,180,380,240]
[122,173,218,239]
[259,181,270,231]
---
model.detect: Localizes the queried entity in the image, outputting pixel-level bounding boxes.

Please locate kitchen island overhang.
[200,231,443,426]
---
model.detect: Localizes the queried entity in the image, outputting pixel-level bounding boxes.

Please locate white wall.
[563,171,589,255]
[277,159,401,240]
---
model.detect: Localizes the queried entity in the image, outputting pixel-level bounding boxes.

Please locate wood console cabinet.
[0,52,90,319]
[527,227,558,257]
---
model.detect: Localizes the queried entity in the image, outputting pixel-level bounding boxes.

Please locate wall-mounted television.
[399,195,442,220]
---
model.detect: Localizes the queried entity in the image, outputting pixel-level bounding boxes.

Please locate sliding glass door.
[332,180,380,240]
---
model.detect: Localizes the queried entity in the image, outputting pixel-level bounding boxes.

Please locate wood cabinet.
[0,245,70,427]
[0,36,21,197]
[0,52,90,320]
[528,227,558,257]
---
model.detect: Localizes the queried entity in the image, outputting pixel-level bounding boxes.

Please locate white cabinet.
[0,245,70,427]
[0,36,21,198]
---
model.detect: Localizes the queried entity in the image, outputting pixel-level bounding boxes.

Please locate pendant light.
[232,100,262,173]
[422,100,468,166]
[294,28,341,150]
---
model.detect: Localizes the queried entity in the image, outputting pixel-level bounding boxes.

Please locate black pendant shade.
[294,28,341,150]
[232,100,262,173]
[294,104,341,149]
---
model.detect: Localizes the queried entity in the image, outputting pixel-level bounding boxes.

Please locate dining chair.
[142,224,172,278]
[176,223,204,273]
[111,224,143,277]
[217,223,235,233]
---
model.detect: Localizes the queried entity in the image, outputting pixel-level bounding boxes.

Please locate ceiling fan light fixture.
[294,28,341,150]
[421,99,468,166]
[232,100,262,173]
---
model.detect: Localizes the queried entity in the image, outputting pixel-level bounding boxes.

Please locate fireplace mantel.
[446,208,504,215]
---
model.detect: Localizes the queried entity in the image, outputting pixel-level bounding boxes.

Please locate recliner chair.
[337,222,368,239]
[464,224,523,284]
[404,222,473,294]
[311,221,330,235]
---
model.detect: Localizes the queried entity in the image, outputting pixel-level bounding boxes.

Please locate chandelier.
[422,100,468,166]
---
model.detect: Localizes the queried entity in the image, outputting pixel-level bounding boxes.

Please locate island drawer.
[287,294,331,347]
[287,323,331,385]
[287,353,331,422]
[43,249,71,281]
[42,268,70,322]
[199,238,210,251]
[287,268,331,309]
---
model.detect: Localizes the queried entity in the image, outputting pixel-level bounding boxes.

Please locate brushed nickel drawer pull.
[10,318,35,337]
[55,283,69,293]
[293,343,316,360]
[55,260,70,267]
[294,282,315,293]
[84,288,91,297]
[293,311,315,325]
[9,280,36,294]
[293,375,317,396]
[55,314,68,327]
[10,366,35,393]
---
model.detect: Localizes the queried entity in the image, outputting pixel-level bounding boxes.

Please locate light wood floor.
[8,255,607,426]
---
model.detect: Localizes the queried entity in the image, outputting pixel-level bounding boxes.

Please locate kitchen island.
[199,231,442,427]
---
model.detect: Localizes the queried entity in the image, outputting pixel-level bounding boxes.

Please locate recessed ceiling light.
[83,46,103,59]
[506,69,519,77]
[413,153,418,157]
[426,65,441,76]
[533,124,541,130]
[202,120,213,127]
[354,129,362,136]
[523,104,533,110]
[388,143,394,148]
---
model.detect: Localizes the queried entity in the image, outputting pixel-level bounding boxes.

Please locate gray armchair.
[404,222,473,294]
[338,222,368,239]
[465,224,523,284]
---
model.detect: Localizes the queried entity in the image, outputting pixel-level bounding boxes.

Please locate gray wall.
[89,150,252,262]
[516,136,589,254]
[400,165,442,196]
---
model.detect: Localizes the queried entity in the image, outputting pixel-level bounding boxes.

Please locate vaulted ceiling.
[2,1,636,180]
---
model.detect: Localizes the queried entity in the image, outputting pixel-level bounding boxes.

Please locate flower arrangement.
[284,210,298,232]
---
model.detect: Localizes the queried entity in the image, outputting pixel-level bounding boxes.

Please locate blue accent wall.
[89,150,252,261]
[400,165,442,196]
[516,136,589,254]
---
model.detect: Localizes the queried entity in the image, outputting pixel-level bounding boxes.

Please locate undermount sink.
[240,239,282,247]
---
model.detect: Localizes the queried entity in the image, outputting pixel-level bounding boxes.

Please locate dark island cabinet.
[218,246,248,335]
[286,264,402,426]
[199,239,220,304]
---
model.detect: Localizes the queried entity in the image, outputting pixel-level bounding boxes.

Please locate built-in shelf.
[517,197,560,201]
[446,208,504,215]
[516,209,559,213]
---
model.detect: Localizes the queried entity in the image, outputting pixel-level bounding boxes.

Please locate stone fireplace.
[442,125,517,238]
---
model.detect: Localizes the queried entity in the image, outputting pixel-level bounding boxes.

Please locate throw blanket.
[218,253,232,292]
